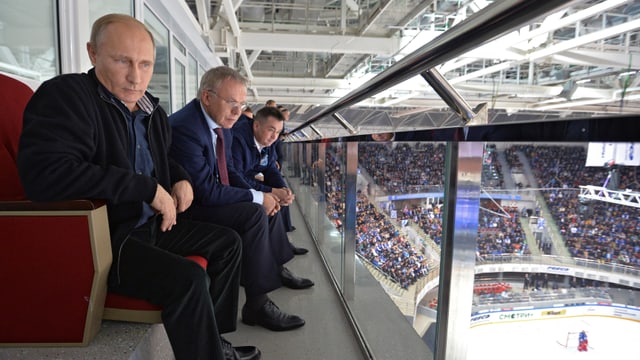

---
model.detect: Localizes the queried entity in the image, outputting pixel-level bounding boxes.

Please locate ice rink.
[468,316,639,360]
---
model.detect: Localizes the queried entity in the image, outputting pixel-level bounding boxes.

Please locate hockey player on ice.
[578,330,588,352]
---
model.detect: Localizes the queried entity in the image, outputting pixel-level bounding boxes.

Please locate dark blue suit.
[170,100,253,206]
[232,119,287,191]
[232,120,295,232]
[169,99,294,297]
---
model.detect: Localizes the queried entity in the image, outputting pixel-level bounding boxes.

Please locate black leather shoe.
[291,243,308,255]
[221,336,261,360]
[242,299,305,331]
[287,226,297,232]
[280,266,314,289]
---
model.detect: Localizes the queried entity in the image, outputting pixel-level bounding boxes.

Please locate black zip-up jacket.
[18,68,190,255]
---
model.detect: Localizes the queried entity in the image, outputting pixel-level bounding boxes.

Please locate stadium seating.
[0,73,110,346]
[102,255,208,323]
[473,282,512,295]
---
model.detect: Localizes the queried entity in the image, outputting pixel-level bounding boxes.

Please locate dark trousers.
[184,202,294,297]
[109,217,242,360]
[280,205,294,232]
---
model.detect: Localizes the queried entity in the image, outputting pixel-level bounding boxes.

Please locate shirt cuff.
[250,189,263,204]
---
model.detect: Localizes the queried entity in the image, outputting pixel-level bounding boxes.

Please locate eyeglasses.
[207,90,247,111]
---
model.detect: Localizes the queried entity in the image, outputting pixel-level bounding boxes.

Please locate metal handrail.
[477,254,640,278]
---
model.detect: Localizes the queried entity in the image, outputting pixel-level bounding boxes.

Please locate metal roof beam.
[250,76,346,90]
[238,32,400,55]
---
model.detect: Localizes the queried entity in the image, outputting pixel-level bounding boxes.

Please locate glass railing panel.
[355,140,445,358]
[286,141,347,291]
[286,139,640,359]
[318,142,347,290]
[284,142,318,242]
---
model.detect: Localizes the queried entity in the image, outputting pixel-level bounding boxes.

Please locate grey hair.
[198,66,248,98]
[90,14,154,51]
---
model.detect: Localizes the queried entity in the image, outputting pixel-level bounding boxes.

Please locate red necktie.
[214,128,230,185]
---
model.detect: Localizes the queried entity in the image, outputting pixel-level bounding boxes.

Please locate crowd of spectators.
[321,149,430,288]
[519,145,640,268]
[319,142,640,290]
[359,143,526,258]
[482,145,505,189]
[324,150,345,232]
[359,142,504,193]
[355,192,430,289]
[476,205,529,258]
[504,145,524,173]
[391,203,444,246]
[359,142,446,194]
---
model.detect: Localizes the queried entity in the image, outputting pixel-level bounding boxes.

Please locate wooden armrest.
[0,199,106,211]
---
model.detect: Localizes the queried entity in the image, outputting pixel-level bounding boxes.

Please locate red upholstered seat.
[0,73,31,201]
[0,73,111,346]
[0,200,111,346]
[103,255,208,323]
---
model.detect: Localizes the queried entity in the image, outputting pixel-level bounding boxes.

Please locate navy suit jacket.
[231,119,286,192]
[169,99,253,207]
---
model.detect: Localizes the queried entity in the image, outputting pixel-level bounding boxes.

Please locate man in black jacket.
[17,14,258,360]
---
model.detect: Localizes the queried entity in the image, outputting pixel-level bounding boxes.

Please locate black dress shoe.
[287,226,297,232]
[291,244,308,255]
[221,337,261,360]
[242,299,305,331]
[280,266,314,289]
[293,246,308,255]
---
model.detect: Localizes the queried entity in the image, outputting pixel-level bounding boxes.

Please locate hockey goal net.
[556,332,582,348]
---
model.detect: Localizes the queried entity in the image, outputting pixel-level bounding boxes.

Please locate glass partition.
[285,139,640,359]
[0,0,58,81]
[144,7,170,111]
[89,1,132,23]
[172,59,186,112]
[187,54,198,101]
[286,141,348,289]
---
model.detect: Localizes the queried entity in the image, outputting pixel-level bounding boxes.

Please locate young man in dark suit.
[231,107,299,231]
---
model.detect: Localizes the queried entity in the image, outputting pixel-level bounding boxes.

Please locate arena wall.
[470,302,640,328]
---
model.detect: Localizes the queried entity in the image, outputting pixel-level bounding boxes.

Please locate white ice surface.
[468,316,639,360]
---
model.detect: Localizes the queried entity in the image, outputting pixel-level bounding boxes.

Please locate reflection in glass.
[187,54,197,101]
[322,143,347,288]
[144,6,170,111]
[173,59,185,112]
[358,141,444,351]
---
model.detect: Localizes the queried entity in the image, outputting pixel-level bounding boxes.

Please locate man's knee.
[244,202,268,224]
[173,259,210,299]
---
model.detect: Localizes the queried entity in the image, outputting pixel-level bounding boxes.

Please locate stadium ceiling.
[184,0,640,134]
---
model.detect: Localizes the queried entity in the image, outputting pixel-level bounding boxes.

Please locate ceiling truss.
[184,0,640,135]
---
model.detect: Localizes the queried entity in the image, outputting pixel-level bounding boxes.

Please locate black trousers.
[280,205,294,232]
[184,202,295,297]
[109,216,242,360]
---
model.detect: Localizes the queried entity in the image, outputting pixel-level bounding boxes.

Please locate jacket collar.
[89,67,159,113]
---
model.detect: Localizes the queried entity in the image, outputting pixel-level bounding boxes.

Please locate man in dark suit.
[169,66,313,332]
[231,107,298,227]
